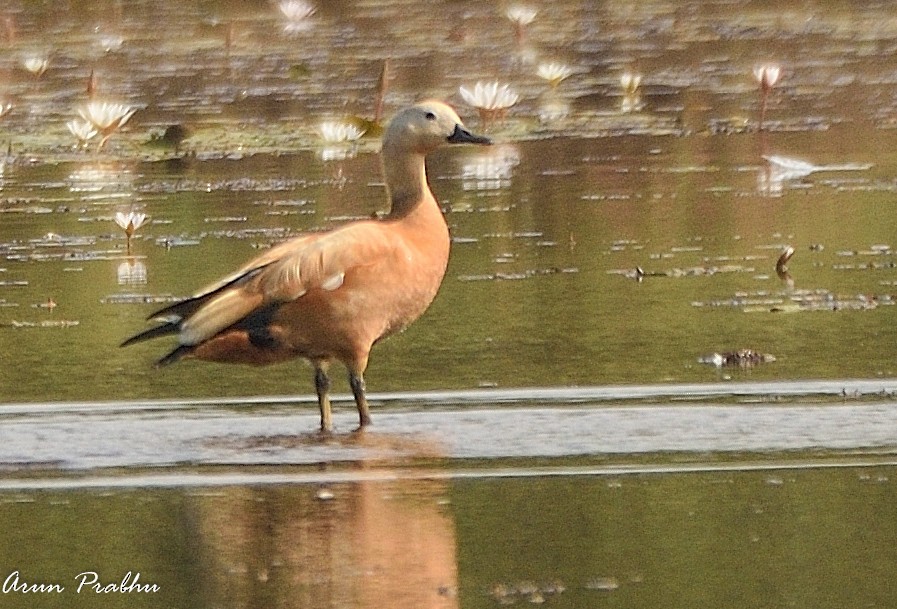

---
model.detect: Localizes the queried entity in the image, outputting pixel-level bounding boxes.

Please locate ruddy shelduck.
[122,100,491,431]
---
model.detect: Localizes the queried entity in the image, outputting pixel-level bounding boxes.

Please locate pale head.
[383,100,491,154]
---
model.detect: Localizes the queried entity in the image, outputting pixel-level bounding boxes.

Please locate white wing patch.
[320,272,345,291]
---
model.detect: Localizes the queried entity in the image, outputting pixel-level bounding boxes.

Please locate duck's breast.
[271,209,451,359]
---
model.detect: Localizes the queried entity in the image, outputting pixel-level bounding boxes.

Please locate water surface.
[1,0,897,402]
[1,1,897,608]
[2,463,896,609]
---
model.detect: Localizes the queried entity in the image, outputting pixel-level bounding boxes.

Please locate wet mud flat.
[1,379,897,480]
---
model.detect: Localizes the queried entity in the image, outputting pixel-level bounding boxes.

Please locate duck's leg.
[349,370,371,428]
[314,363,333,432]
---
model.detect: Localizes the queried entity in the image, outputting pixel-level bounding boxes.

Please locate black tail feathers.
[120,322,180,348]
[155,344,193,368]
[120,321,192,367]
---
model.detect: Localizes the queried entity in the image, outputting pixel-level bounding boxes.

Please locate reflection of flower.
[461,144,520,191]
[538,93,570,122]
[67,119,98,146]
[78,101,137,148]
[621,95,643,114]
[0,102,11,118]
[278,0,315,33]
[68,162,135,205]
[117,259,147,286]
[459,82,519,127]
[757,164,786,197]
[21,54,49,76]
[320,147,355,162]
[537,63,573,88]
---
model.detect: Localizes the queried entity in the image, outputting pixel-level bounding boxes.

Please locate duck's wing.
[123,233,319,338]
[165,234,321,314]
[129,221,398,348]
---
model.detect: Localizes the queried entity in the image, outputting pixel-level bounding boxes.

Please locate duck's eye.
[424,111,436,121]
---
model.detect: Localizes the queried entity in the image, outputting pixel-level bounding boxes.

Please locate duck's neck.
[382,144,431,218]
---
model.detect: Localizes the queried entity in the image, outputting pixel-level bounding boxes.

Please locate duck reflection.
[192,478,458,609]
[460,144,520,191]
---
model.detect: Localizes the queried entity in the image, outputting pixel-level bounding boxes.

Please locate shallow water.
[2,463,897,609]
[2,0,897,607]
[2,1,897,402]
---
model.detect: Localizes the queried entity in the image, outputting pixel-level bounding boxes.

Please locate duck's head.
[384,100,491,154]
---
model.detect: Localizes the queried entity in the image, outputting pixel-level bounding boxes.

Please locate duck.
[122,100,491,432]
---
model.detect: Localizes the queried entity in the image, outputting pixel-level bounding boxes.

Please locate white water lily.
[754,63,781,130]
[506,5,537,26]
[620,71,641,96]
[537,62,573,88]
[279,0,315,20]
[66,119,98,145]
[753,63,781,91]
[318,121,364,161]
[459,82,519,111]
[21,55,49,76]
[318,121,365,143]
[114,211,147,240]
[79,101,136,132]
[507,5,536,43]
[619,72,643,113]
[460,82,519,127]
[278,0,315,32]
[78,101,137,148]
